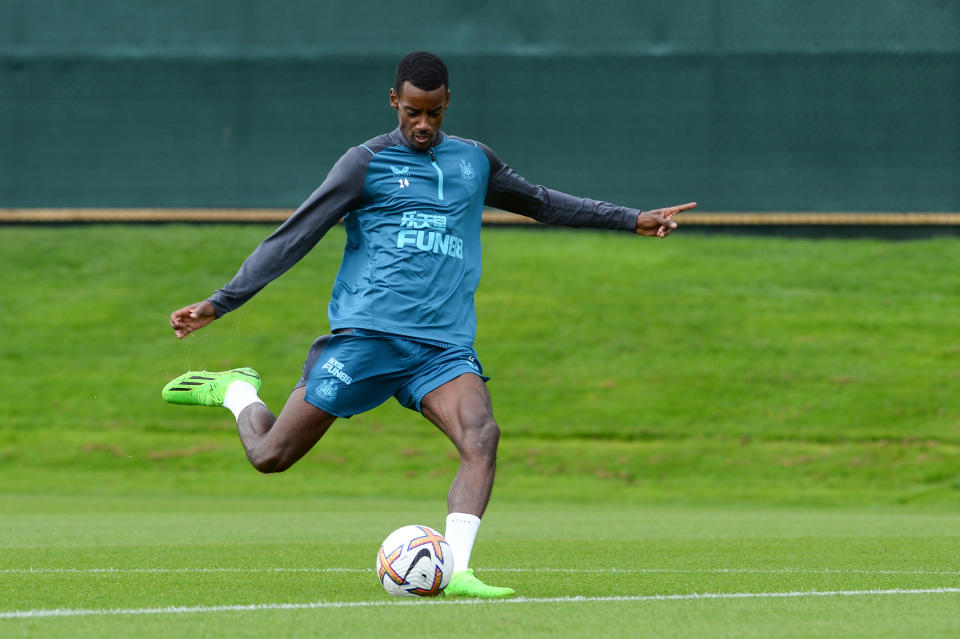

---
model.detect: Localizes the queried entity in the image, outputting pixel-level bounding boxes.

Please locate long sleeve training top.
[208,128,639,347]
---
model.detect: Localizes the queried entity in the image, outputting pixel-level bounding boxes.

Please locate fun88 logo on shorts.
[396,211,463,259]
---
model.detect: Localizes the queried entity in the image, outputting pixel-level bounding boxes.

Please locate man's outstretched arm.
[475,140,695,236]
[167,145,371,340]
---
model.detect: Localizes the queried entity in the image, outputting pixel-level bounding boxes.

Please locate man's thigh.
[419,372,495,443]
[394,344,488,413]
[259,386,338,469]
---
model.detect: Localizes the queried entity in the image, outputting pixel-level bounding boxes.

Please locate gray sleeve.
[207,146,371,317]
[477,142,638,231]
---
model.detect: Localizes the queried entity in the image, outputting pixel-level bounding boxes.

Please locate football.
[376,524,453,597]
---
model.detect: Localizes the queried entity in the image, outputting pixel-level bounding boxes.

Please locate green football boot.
[162,368,261,407]
[443,569,515,598]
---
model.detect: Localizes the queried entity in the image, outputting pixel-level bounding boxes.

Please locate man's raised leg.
[163,370,336,473]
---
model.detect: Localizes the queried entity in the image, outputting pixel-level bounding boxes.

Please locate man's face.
[390,81,450,151]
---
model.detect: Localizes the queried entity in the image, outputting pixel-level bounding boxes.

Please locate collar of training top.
[390,127,446,153]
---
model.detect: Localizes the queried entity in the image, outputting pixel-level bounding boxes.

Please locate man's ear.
[389,88,399,111]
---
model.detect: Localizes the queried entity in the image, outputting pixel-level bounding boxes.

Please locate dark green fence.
[1,1,957,211]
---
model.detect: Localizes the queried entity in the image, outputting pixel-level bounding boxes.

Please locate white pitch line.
[2,588,959,620]
[488,567,960,576]
[0,567,369,575]
[3,567,960,576]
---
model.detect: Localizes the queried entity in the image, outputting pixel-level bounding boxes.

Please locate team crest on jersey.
[459,159,475,180]
[315,379,338,400]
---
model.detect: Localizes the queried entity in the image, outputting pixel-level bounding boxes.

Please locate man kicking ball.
[163,50,694,598]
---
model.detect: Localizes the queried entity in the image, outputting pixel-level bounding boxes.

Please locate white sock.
[444,512,482,573]
[222,380,265,421]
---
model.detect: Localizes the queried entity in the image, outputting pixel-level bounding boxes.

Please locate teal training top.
[208,128,640,347]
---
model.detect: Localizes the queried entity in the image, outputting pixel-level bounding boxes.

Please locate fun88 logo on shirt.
[396,211,464,259]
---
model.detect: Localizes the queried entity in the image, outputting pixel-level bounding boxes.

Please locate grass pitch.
[2,496,959,638]
[1,224,959,636]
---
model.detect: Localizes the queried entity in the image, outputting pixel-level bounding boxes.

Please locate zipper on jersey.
[428,149,444,201]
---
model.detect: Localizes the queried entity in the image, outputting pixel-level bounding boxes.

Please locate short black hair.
[395,51,449,94]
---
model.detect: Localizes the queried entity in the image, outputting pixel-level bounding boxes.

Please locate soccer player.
[164,51,695,598]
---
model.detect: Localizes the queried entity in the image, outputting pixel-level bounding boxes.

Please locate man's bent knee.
[247,448,294,474]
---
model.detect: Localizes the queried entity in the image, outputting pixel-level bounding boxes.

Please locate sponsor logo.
[401,211,446,231]
[396,230,463,259]
[459,159,475,180]
[321,357,353,384]
[397,211,463,260]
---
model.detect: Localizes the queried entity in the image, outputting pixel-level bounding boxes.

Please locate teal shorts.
[297,329,487,417]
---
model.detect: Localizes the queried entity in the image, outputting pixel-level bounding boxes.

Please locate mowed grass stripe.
[3,588,959,620]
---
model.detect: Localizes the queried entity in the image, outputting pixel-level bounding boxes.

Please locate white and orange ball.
[376,525,453,597]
